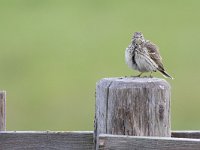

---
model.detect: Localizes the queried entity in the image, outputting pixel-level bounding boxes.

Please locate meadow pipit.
[125,32,173,79]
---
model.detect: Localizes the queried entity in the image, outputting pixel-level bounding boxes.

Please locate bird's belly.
[135,53,157,72]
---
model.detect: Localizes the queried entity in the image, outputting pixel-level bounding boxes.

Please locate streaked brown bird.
[125,32,173,79]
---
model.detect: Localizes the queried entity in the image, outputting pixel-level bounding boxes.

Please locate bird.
[125,32,173,79]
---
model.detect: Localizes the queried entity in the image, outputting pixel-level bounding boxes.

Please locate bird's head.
[132,32,145,46]
[133,32,144,39]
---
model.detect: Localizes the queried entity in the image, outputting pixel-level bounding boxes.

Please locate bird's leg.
[149,72,153,78]
[130,72,143,78]
[137,72,143,77]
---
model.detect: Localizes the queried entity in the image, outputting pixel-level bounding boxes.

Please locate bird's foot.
[149,72,153,78]
[130,75,139,78]
[149,75,153,78]
[130,73,143,78]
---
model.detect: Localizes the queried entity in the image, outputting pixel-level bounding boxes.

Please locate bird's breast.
[125,47,137,70]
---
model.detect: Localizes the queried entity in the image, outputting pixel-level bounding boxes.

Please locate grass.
[0,0,200,130]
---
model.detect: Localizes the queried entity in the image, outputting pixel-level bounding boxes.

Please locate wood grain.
[95,77,171,149]
[0,131,93,150]
[0,91,6,131]
[99,134,200,150]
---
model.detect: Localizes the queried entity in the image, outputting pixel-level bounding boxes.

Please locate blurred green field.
[0,0,200,131]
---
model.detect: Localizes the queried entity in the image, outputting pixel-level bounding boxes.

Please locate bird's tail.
[158,69,173,79]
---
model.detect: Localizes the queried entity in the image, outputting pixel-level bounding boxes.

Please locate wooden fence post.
[0,91,6,131]
[94,77,171,149]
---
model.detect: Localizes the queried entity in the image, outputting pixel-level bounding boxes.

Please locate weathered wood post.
[0,91,6,131]
[94,77,171,149]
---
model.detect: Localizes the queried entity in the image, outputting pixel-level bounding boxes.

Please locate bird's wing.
[144,41,164,70]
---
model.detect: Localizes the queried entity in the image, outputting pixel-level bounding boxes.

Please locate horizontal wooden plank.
[0,131,94,150]
[99,134,200,150]
[172,131,200,139]
[1,131,200,150]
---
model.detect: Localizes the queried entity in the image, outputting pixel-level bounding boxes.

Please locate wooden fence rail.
[0,131,200,150]
[0,131,93,150]
[98,134,200,150]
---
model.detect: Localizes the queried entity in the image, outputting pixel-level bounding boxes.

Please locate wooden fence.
[0,78,200,150]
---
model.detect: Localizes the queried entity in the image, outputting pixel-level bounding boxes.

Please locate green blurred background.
[0,0,199,131]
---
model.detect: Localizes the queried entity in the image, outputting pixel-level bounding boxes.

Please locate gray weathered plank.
[99,134,200,150]
[1,131,200,150]
[172,131,200,139]
[95,77,171,149]
[0,131,94,150]
[0,91,6,131]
